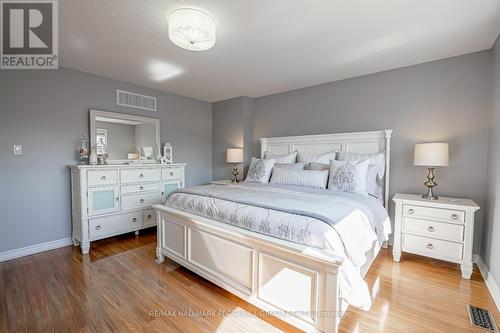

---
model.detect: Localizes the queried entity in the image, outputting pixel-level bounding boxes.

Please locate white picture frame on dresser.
[70,163,186,254]
[392,193,479,279]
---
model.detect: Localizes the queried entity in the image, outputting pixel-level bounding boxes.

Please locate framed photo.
[163,143,173,164]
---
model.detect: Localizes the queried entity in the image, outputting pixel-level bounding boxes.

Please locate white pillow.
[328,159,370,196]
[245,158,276,183]
[270,167,329,189]
[337,151,385,198]
[298,151,336,164]
[274,162,306,170]
[263,151,297,163]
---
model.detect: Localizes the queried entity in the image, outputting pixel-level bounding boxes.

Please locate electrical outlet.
[13,145,22,155]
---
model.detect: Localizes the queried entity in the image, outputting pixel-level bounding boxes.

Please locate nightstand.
[210,179,236,185]
[392,193,479,279]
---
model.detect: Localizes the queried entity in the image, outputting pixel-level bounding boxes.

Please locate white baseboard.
[0,238,73,263]
[475,255,500,312]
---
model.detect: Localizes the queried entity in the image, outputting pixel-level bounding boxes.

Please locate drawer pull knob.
[147,214,152,219]
[170,172,174,176]
[451,214,459,220]
[427,226,435,232]
[408,209,415,214]
[100,176,106,181]
[139,174,144,178]
[132,218,137,222]
[426,243,434,249]
[140,199,145,204]
[139,186,144,190]
[115,197,119,201]
[95,225,101,230]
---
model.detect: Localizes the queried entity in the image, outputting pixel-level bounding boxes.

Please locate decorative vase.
[89,148,98,165]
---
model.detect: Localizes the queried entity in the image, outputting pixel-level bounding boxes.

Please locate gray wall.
[212,51,492,254]
[483,37,500,284]
[0,67,212,253]
[212,96,253,181]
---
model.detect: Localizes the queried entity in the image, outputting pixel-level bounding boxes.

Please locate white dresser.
[70,163,186,254]
[392,193,479,279]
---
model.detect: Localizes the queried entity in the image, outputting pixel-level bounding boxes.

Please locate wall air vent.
[116,89,157,112]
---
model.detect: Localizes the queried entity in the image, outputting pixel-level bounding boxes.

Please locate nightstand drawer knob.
[427,226,435,232]
[451,214,459,220]
[407,209,415,214]
[426,243,434,249]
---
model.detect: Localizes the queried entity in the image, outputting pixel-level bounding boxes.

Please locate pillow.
[337,151,385,179]
[263,151,297,163]
[328,159,371,196]
[245,158,276,183]
[270,167,329,189]
[274,162,306,170]
[306,162,330,171]
[298,151,336,164]
[337,151,385,199]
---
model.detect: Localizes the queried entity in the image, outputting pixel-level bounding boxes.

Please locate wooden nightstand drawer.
[403,204,464,224]
[402,217,464,242]
[402,234,463,262]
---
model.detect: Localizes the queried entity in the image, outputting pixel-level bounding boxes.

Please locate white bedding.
[165,183,391,310]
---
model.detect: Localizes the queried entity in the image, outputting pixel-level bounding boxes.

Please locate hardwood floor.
[1,228,498,333]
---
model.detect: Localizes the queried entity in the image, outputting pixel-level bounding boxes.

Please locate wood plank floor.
[1,228,498,333]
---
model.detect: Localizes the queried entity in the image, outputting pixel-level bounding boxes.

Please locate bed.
[154,130,393,333]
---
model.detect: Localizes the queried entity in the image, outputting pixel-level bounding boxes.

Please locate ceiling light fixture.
[168,8,216,51]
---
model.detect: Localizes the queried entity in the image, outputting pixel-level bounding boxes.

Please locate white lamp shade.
[227,148,244,163]
[168,8,216,51]
[414,143,449,167]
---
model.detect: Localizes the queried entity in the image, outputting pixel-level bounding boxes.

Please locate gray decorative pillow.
[263,151,297,163]
[306,162,330,170]
[274,162,306,170]
[328,159,370,196]
[245,157,276,183]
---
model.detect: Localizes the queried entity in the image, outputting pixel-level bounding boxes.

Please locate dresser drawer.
[121,168,160,183]
[121,192,162,211]
[88,170,118,186]
[121,183,160,194]
[143,209,156,227]
[403,204,465,224]
[402,217,464,242]
[89,212,142,240]
[402,234,463,262]
[162,167,183,181]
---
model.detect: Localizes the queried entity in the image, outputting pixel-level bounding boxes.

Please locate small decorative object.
[414,142,449,200]
[163,143,173,164]
[89,148,98,165]
[156,144,162,162]
[226,148,244,182]
[79,136,89,164]
[160,156,168,165]
[140,146,154,160]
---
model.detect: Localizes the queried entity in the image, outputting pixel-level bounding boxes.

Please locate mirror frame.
[89,109,160,165]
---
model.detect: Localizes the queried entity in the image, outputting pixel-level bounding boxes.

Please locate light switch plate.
[13,145,22,155]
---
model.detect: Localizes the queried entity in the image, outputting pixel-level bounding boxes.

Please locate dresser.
[70,163,186,254]
[392,193,479,279]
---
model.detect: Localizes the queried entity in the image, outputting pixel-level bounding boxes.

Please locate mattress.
[164,182,391,310]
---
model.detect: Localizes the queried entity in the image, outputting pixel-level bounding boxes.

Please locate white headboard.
[260,129,393,209]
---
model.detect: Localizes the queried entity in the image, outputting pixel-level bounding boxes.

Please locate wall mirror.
[90,109,160,164]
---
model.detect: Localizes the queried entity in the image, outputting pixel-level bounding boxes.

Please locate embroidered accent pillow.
[328,159,370,196]
[270,167,329,189]
[245,157,276,183]
[263,151,297,163]
[337,151,385,198]
[298,151,336,164]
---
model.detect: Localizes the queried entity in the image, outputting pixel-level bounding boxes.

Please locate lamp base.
[422,167,438,200]
[231,164,239,183]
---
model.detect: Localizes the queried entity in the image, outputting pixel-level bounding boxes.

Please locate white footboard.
[154,205,347,333]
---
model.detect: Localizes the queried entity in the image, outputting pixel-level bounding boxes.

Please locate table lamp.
[227,148,244,183]
[414,142,449,200]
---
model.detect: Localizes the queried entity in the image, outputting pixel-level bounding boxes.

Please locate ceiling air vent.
[116,89,157,112]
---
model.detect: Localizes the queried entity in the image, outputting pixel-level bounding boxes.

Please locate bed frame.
[154,129,392,333]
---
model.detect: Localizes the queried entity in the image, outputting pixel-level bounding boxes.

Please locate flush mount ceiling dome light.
[168,8,216,51]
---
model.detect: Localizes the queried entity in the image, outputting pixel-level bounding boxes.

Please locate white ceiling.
[60,0,500,102]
